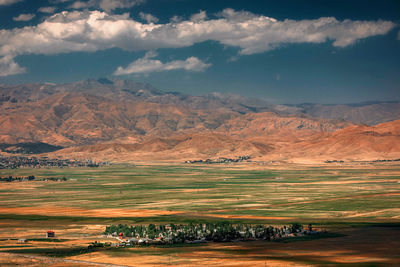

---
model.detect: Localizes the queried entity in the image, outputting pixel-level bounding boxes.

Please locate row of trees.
[0,175,68,182]
[104,222,304,243]
[0,175,35,182]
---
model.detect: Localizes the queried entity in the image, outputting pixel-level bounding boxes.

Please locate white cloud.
[0,0,22,6]
[170,15,182,23]
[68,1,87,9]
[142,50,158,59]
[0,55,25,76]
[0,9,395,76]
[13,13,35,21]
[217,8,261,22]
[68,0,144,12]
[38,6,57,13]
[190,10,207,22]
[114,52,211,75]
[139,12,158,23]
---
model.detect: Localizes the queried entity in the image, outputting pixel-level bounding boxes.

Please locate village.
[185,156,251,164]
[97,222,322,248]
[0,156,108,169]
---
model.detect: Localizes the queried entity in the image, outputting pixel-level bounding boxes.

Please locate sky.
[0,0,399,104]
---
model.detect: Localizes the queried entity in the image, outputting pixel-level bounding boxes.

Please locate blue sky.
[0,0,399,104]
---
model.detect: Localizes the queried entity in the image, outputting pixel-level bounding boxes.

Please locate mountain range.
[1,79,399,163]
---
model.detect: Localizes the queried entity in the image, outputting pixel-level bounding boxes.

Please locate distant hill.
[0,79,399,162]
[51,119,400,163]
[274,119,400,162]
[0,79,347,146]
[293,101,400,125]
[1,79,398,125]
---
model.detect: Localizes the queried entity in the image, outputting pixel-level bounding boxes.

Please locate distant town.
[185,156,251,164]
[0,156,108,169]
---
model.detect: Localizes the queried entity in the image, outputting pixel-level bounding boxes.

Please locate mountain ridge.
[1,79,399,163]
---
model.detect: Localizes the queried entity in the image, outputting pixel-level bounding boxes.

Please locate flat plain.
[0,163,399,266]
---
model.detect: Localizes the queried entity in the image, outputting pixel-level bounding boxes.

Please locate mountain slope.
[0,91,240,145]
[295,101,400,125]
[2,79,398,125]
[51,119,400,163]
[0,80,350,146]
[273,119,400,162]
[1,79,399,163]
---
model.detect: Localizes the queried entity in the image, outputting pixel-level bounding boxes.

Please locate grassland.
[0,163,399,266]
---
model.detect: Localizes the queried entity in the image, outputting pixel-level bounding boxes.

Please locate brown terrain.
[1,225,399,266]
[1,79,399,163]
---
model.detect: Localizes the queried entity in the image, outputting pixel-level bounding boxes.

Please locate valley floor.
[0,163,399,266]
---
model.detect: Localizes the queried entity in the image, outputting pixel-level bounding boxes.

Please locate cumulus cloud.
[114,51,211,75]
[0,56,25,76]
[190,10,207,22]
[170,15,182,23]
[217,8,260,22]
[38,6,57,13]
[68,0,145,12]
[0,9,396,76]
[0,0,23,6]
[13,13,35,21]
[68,1,86,9]
[139,12,158,23]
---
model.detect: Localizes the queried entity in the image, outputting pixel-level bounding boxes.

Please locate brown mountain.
[51,119,400,163]
[294,101,400,125]
[2,79,398,124]
[1,79,399,162]
[0,91,242,146]
[0,80,347,146]
[275,119,400,162]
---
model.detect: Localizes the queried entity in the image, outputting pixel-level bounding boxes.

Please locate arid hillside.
[1,79,399,163]
[0,79,346,146]
[268,119,400,163]
[293,101,400,125]
[49,119,400,163]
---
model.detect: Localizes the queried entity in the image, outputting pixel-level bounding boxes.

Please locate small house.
[46,231,55,238]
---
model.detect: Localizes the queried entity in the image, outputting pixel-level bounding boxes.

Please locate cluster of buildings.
[324,160,345,164]
[185,156,251,164]
[0,156,107,169]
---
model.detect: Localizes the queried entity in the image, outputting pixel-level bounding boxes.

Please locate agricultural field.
[0,163,400,266]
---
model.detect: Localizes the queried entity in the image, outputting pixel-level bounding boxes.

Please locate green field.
[1,164,400,266]
[1,164,400,222]
[0,165,400,225]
